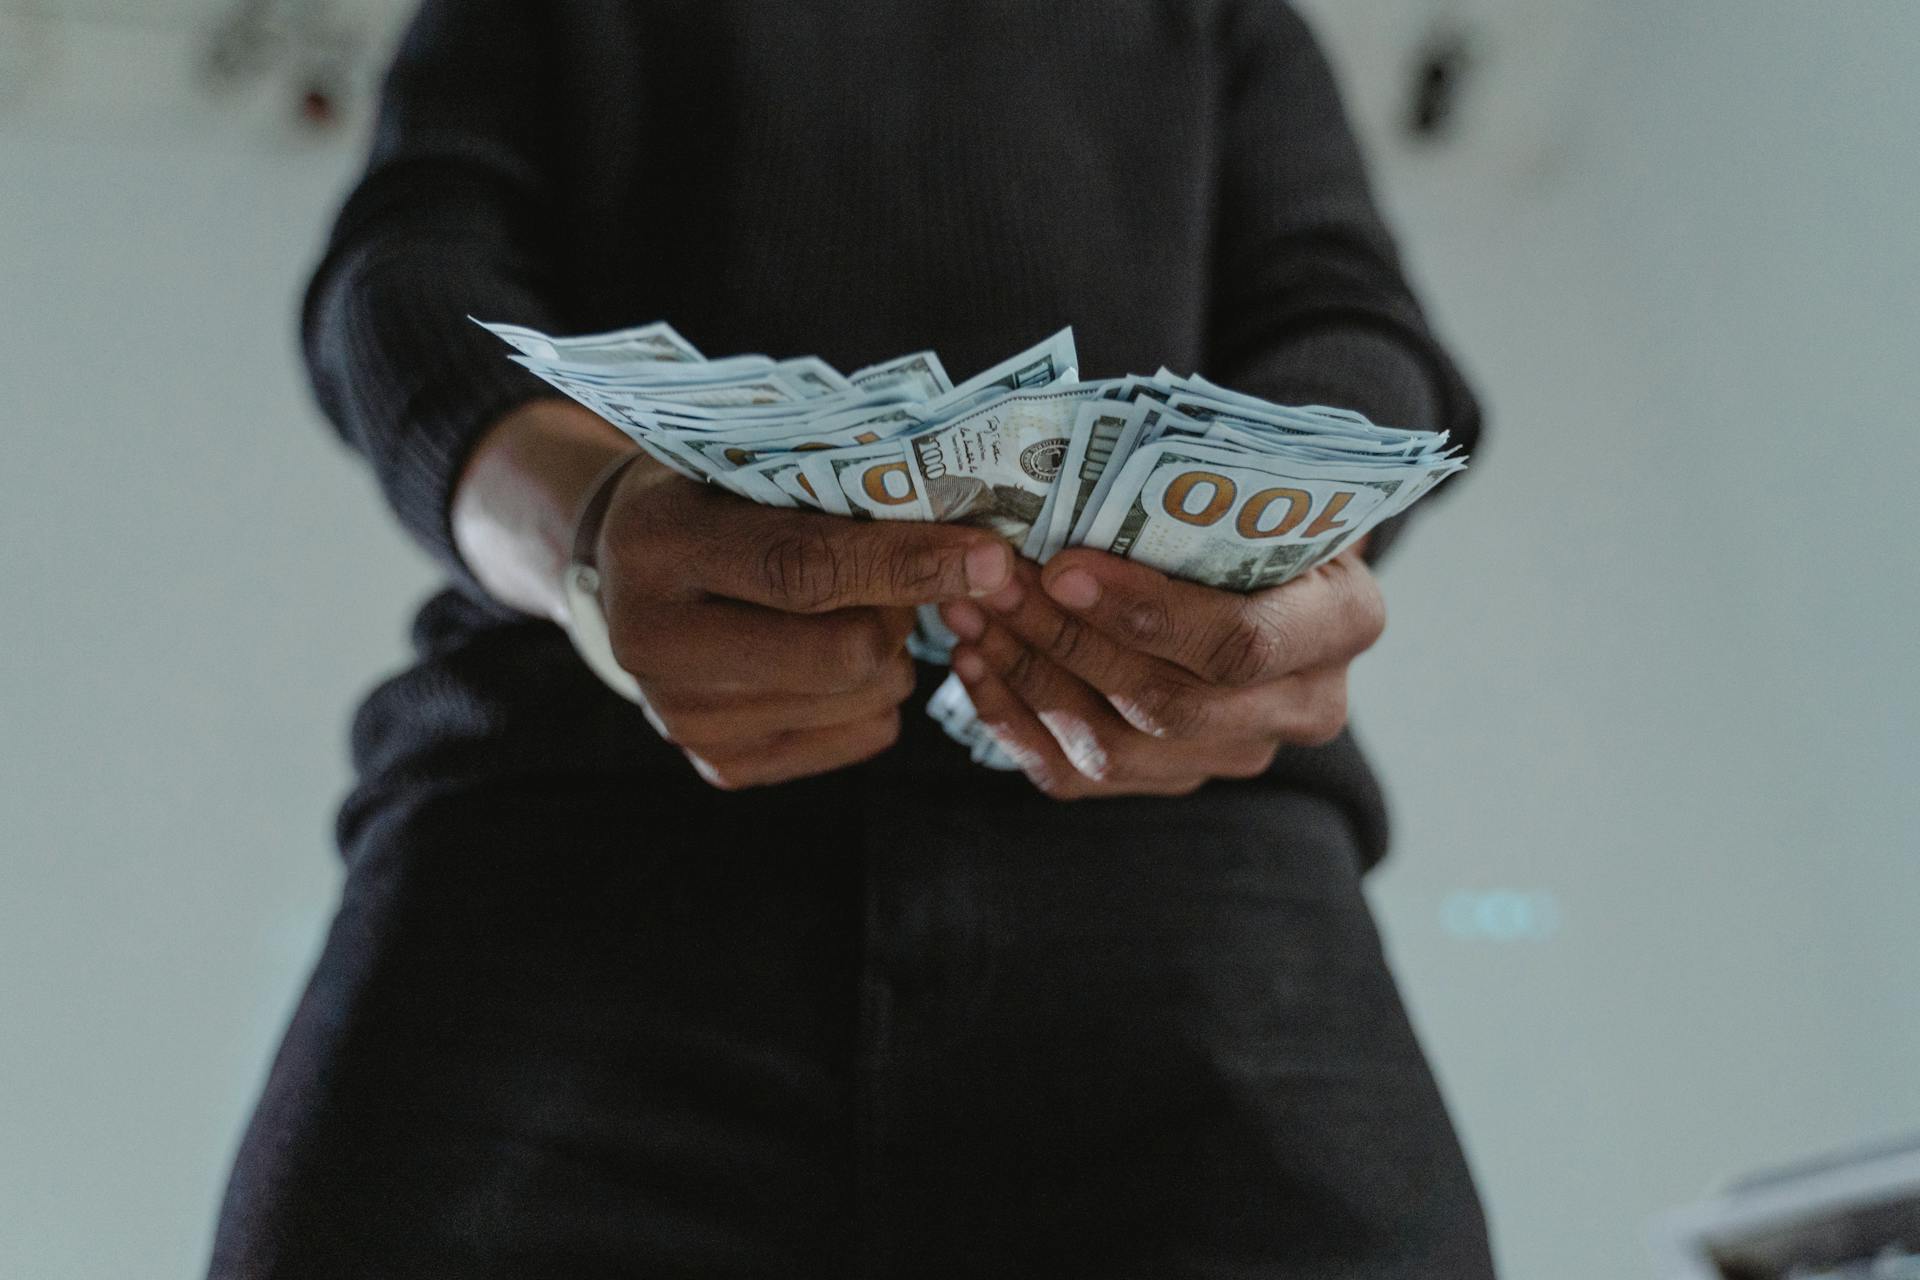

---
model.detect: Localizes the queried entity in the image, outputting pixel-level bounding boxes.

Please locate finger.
[965,609,1291,781]
[945,571,1224,742]
[950,572,1270,742]
[657,495,1014,612]
[608,601,914,696]
[949,577,1350,749]
[951,649,1225,797]
[947,649,1090,799]
[650,654,916,748]
[1257,664,1352,748]
[959,615,1159,784]
[945,560,1147,701]
[685,708,903,790]
[1037,547,1386,686]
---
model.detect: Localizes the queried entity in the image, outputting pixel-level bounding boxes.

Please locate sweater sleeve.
[301,0,568,589]
[1207,1,1484,562]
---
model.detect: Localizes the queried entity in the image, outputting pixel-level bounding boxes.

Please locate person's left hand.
[937,544,1385,798]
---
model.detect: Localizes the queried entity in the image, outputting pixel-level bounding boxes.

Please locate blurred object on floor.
[1650,1135,1920,1279]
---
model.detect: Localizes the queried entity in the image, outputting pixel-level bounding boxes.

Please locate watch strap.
[561,450,649,704]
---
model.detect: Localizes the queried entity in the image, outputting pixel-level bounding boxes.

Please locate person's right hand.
[593,456,1013,789]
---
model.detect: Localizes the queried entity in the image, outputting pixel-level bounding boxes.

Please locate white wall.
[0,4,1915,1279]
[0,106,435,1280]
[1332,3,1920,1277]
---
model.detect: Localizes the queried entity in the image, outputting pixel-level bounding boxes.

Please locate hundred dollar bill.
[514,364,807,432]
[794,439,905,518]
[850,350,954,400]
[629,435,709,483]
[684,402,935,506]
[474,317,704,365]
[1039,400,1156,558]
[1076,440,1423,592]
[561,355,844,398]
[775,356,855,398]
[519,352,774,383]
[652,404,925,476]
[1146,407,1455,472]
[1157,393,1439,457]
[1169,372,1380,429]
[916,328,1079,422]
[803,383,1100,541]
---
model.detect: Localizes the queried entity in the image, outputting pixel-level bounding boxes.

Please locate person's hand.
[936,545,1384,799]
[594,457,1013,789]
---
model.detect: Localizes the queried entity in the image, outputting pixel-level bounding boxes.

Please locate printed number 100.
[1160,470,1356,540]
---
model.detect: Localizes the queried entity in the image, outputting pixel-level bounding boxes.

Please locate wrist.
[451,397,637,622]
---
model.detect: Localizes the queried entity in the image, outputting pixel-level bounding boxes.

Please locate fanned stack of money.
[479,318,1466,768]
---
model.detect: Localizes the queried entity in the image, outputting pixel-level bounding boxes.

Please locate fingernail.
[1038,710,1109,780]
[953,649,986,681]
[942,601,986,641]
[965,543,1011,595]
[982,579,1023,613]
[1045,568,1100,610]
[1109,695,1166,738]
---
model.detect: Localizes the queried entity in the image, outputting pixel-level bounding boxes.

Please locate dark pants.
[209,766,1494,1278]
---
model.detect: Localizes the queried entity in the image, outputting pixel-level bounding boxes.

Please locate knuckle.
[760,530,844,612]
[1203,609,1280,686]
[1285,680,1350,746]
[1311,683,1351,743]
[1046,611,1090,663]
[1354,577,1388,648]
[1133,679,1211,740]
[883,536,947,598]
[882,655,918,705]
[829,616,892,686]
[1117,596,1174,648]
[1325,556,1387,650]
[1001,644,1039,695]
[1220,741,1280,779]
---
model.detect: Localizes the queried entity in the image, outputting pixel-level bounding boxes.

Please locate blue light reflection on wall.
[1440,890,1562,942]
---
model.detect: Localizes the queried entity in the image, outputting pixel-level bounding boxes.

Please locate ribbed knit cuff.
[1228,323,1463,564]
[305,242,561,599]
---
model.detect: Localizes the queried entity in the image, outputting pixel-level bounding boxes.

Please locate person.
[208,1,1496,1275]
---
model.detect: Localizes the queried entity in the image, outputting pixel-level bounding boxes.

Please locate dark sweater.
[305,0,1481,868]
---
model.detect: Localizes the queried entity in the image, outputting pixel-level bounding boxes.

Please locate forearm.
[1211,5,1482,564]
[301,0,571,588]
[450,398,639,621]
[1231,325,1442,564]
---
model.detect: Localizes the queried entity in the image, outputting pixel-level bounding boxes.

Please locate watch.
[560,450,650,705]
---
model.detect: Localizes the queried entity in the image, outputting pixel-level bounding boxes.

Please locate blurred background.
[1,1,1915,1276]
